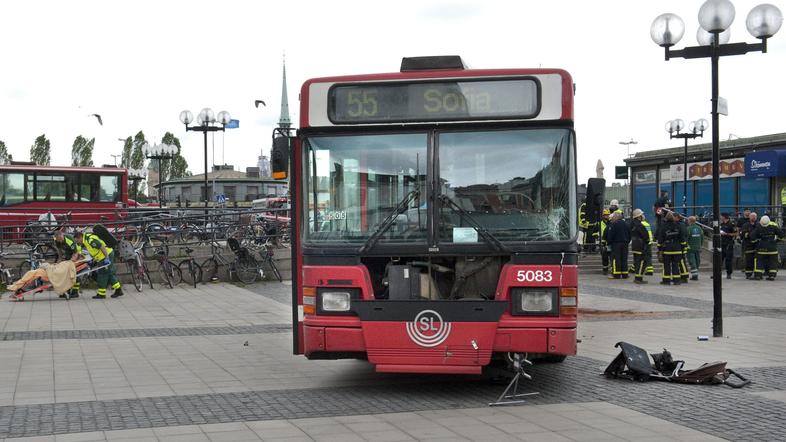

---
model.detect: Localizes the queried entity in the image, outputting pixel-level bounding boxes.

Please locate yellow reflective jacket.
[81,233,113,261]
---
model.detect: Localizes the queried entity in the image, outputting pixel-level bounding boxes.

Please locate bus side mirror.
[271,136,290,180]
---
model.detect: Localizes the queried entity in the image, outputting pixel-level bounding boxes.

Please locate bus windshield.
[438,128,575,242]
[303,128,575,244]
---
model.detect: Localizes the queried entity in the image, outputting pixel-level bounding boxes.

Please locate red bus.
[0,165,130,241]
[274,56,578,375]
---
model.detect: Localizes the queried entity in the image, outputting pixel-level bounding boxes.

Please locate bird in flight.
[254,100,266,108]
[90,114,103,126]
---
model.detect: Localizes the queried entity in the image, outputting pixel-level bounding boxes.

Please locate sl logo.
[406,310,451,347]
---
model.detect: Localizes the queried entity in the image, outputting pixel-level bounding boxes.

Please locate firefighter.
[719,212,737,279]
[641,214,655,275]
[657,211,685,285]
[53,230,82,299]
[75,231,123,299]
[686,216,703,281]
[599,209,611,274]
[578,202,589,251]
[740,212,759,279]
[751,215,784,280]
[607,211,630,279]
[609,199,623,216]
[630,209,649,284]
[674,213,690,283]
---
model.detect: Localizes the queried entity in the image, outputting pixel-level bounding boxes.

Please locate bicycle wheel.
[18,261,31,278]
[39,244,59,263]
[235,256,259,284]
[201,257,220,282]
[267,257,283,282]
[127,261,142,292]
[179,260,202,288]
[159,261,182,288]
[142,262,154,289]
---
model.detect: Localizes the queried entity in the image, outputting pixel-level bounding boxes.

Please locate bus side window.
[5,173,24,205]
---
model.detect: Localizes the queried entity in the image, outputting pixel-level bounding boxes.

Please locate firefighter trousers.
[600,246,609,273]
[755,251,779,279]
[662,253,682,283]
[611,243,629,278]
[679,251,690,281]
[643,245,654,275]
[632,251,646,281]
[722,245,734,276]
[744,249,756,277]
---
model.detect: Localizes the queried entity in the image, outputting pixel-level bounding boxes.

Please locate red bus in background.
[0,165,129,242]
[275,56,579,375]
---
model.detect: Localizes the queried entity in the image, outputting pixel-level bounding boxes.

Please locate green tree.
[120,136,133,168]
[30,134,51,166]
[71,135,95,167]
[0,140,12,164]
[161,132,190,179]
[131,131,146,169]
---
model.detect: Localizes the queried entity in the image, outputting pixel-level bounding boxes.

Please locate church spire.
[278,54,291,129]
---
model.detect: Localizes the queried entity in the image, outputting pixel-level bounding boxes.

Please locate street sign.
[615,166,628,180]
[226,119,240,129]
[718,97,728,116]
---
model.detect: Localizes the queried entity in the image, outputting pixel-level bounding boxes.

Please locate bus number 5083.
[516,270,553,282]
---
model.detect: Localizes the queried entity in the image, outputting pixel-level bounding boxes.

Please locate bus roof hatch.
[400,56,466,72]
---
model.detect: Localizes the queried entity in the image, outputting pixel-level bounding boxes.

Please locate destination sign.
[329,78,540,124]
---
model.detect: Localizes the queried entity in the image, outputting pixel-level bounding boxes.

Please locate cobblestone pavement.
[0,278,784,441]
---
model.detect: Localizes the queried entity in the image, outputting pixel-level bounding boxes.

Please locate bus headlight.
[511,288,558,316]
[321,291,351,312]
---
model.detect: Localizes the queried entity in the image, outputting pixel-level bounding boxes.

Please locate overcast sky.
[1,0,784,184]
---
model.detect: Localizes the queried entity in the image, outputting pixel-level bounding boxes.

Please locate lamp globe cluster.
[651,0,782,47]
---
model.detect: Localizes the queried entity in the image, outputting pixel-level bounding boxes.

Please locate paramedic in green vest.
[686,216,703,280]
[641,214,655,275]
[74,231,123,299]
[53,230,82,298]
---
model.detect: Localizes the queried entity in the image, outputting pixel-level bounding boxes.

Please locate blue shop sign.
[744,149,786,177]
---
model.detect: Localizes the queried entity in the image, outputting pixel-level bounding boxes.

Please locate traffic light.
[585,178,605,223]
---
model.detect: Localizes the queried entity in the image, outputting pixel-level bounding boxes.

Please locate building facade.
[625,132,786,220]
[158,166,287,205]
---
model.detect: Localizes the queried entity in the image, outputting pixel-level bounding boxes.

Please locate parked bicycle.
[116,240,153,292]
[23,211,74,246]
[228,237,262,284]
[251,243,282,282]
[178,247,203,288]
[153,246,181,288]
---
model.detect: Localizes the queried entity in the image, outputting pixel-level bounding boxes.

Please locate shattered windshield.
[438,129,575,242]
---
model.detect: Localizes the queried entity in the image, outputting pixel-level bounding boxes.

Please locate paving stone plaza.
[0,271,784,442]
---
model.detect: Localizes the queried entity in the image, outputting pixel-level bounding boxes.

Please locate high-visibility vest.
[578,203,588,229]
[781,187,786,205]
[82,233,113,261]
[641,220,653,244]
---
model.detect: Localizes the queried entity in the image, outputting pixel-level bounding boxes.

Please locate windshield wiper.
[358,190,420,254]
[439,194,511,253]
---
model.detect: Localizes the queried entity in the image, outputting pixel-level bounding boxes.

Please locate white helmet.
[609,199,619,206]
[760,215,770,226]
[632,208,643,219]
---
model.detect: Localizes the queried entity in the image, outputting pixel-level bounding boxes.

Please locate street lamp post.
[651,0,782,337]
[619,139,637,208]
[666,118,708,213]
[144,142,177,207]
[179,108,232,209]
[127,167,148,207]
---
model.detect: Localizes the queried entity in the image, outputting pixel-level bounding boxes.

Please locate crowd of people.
[582,191,785,285]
